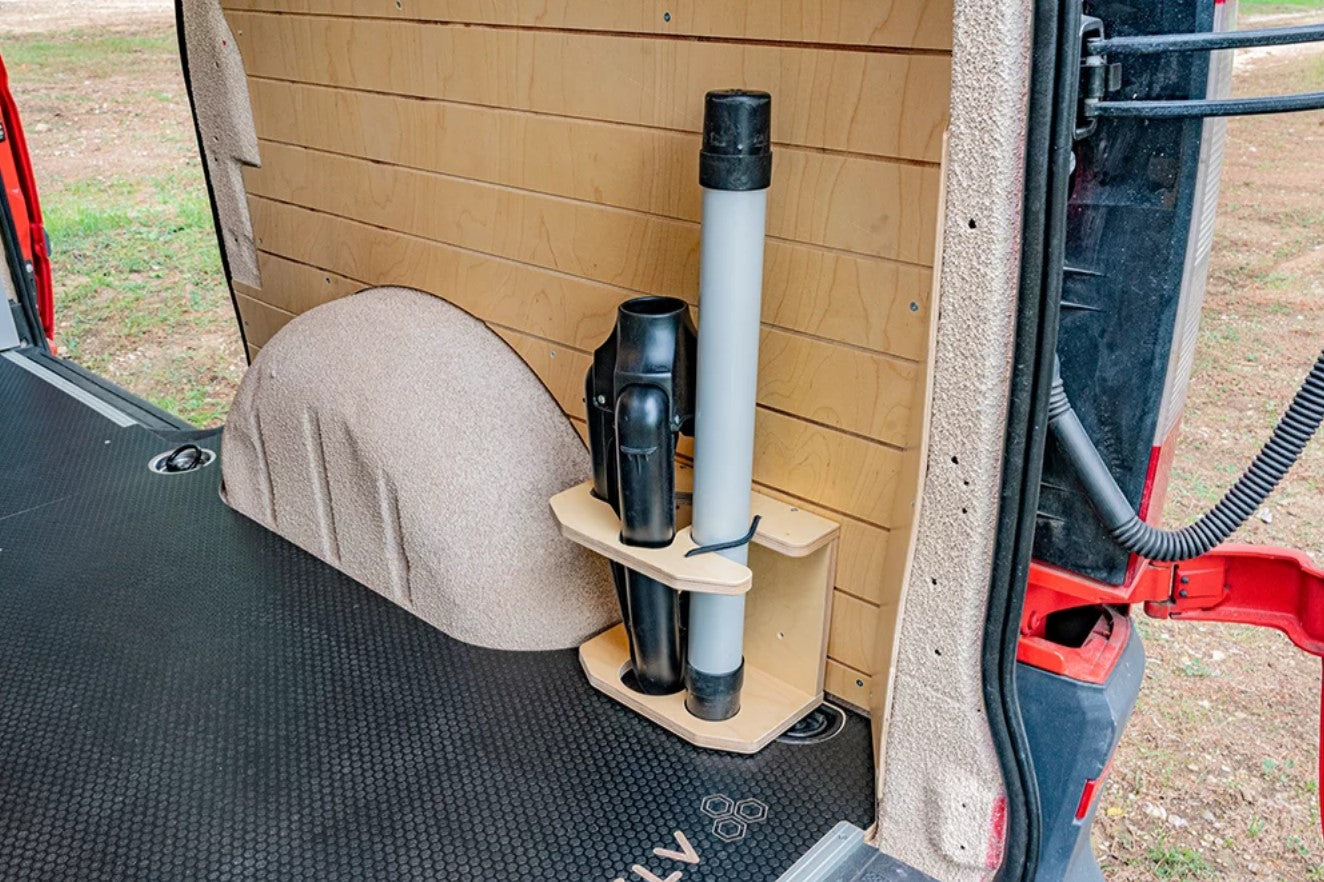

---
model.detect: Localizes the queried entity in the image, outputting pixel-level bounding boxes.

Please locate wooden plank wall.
[219,0,952,712]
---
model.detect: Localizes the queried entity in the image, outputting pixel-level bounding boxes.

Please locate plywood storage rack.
[551,480,840,753]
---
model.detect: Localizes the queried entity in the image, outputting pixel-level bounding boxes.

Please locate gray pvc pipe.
[688,186,769,678]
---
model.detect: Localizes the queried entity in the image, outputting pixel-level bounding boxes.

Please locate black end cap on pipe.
[684,660,745,721]
[699,90,772,191]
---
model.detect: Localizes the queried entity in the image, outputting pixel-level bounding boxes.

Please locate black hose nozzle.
[586,297,698,694]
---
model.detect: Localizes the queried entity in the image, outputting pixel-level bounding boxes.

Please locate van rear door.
[991,2,1324,879]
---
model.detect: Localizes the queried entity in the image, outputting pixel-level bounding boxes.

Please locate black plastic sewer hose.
[1048,350,1324,562]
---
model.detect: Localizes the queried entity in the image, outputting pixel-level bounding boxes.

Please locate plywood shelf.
[549,480,839,596]
[550,482,748,594]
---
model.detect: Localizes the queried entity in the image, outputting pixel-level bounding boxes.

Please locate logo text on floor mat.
[700,793,769,843]
[613,830,700,882]
[611,795,769,881]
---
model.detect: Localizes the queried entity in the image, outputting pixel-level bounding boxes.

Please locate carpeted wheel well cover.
[221,286,618,651]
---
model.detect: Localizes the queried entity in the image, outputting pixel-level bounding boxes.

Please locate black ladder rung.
[1089,22,1324,55]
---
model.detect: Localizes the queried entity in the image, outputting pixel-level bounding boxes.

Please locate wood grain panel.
[254,251,364,314]
[233,287,295,349]
[752,484,894,607]
[252,245,920,448]
[492,321,916,445]
[244,142,935,334]
[491,327,587,418]
[245,79,941,262]
[831,520,893,607]
[477,331,905,526]
[248,195,931,361]
[221,0,953,51]
[752,408,904,527]
[225,11,950,161]
[492,325,916,450]
[825,660,873,710]
[827,592,882,673]
[245,139,698,303]
[757,331,916,445]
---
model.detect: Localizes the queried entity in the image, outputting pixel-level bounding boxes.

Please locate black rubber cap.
[684,660,745,721]
[699,90,772,191]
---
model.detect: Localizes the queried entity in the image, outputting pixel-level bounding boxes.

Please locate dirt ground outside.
[0,0,173,35]
[1,0,242,425]
[2,2,1323,879]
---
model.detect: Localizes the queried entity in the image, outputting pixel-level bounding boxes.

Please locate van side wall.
[211,0,953,714]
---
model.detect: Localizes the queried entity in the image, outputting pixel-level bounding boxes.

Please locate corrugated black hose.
[1048,350,1324,562]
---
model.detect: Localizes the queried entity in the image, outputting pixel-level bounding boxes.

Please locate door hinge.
[1075,16,1324,136]
[1144,546,1324,657]
[1076,16,1121,141]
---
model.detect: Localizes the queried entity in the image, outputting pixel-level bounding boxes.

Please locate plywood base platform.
[580,625,821,754]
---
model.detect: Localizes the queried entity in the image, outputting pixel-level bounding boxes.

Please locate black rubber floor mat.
[0,362,874,881]
[0,354,160,520]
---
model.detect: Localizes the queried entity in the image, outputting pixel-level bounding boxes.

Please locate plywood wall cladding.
[223,1,952,710]
[220,0,954,51]
[224,11,949,161]
[245,80,943,265]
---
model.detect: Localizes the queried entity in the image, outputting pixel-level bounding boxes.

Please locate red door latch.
[1021,544,1324,837]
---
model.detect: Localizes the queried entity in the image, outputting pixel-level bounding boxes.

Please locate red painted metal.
[1018,601,1131,685]
[1024,558,1170,614]
[983,793,1007,871]
[1017,559,1168,683]
[1022,543,1324,835]
[0,53,54,340]
[0,119,31,260]
[1021,544,1324,684]
[1139,427,1181,526]
[1145,544,1324,655]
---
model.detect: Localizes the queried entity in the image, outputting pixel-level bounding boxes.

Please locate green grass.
[1240,0,1324,19]
[43,167,233,426]
[1,32,176,76]
[1305,54,1324,90]
[1146,841,1214,880]
[3,23,242,427]
[1241,0,1324,9]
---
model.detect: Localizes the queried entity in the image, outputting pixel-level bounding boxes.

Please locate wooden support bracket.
[550,480,841,753]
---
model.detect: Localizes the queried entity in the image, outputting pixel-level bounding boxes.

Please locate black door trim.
[980,0,1084,878]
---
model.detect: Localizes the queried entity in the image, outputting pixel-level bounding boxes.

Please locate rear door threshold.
[2,347,195,433]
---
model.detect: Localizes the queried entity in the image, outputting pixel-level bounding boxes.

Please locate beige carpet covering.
[221,287,618,651]
[180,0,261,290]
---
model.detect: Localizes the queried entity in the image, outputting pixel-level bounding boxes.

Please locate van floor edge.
[0,354,874,881]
